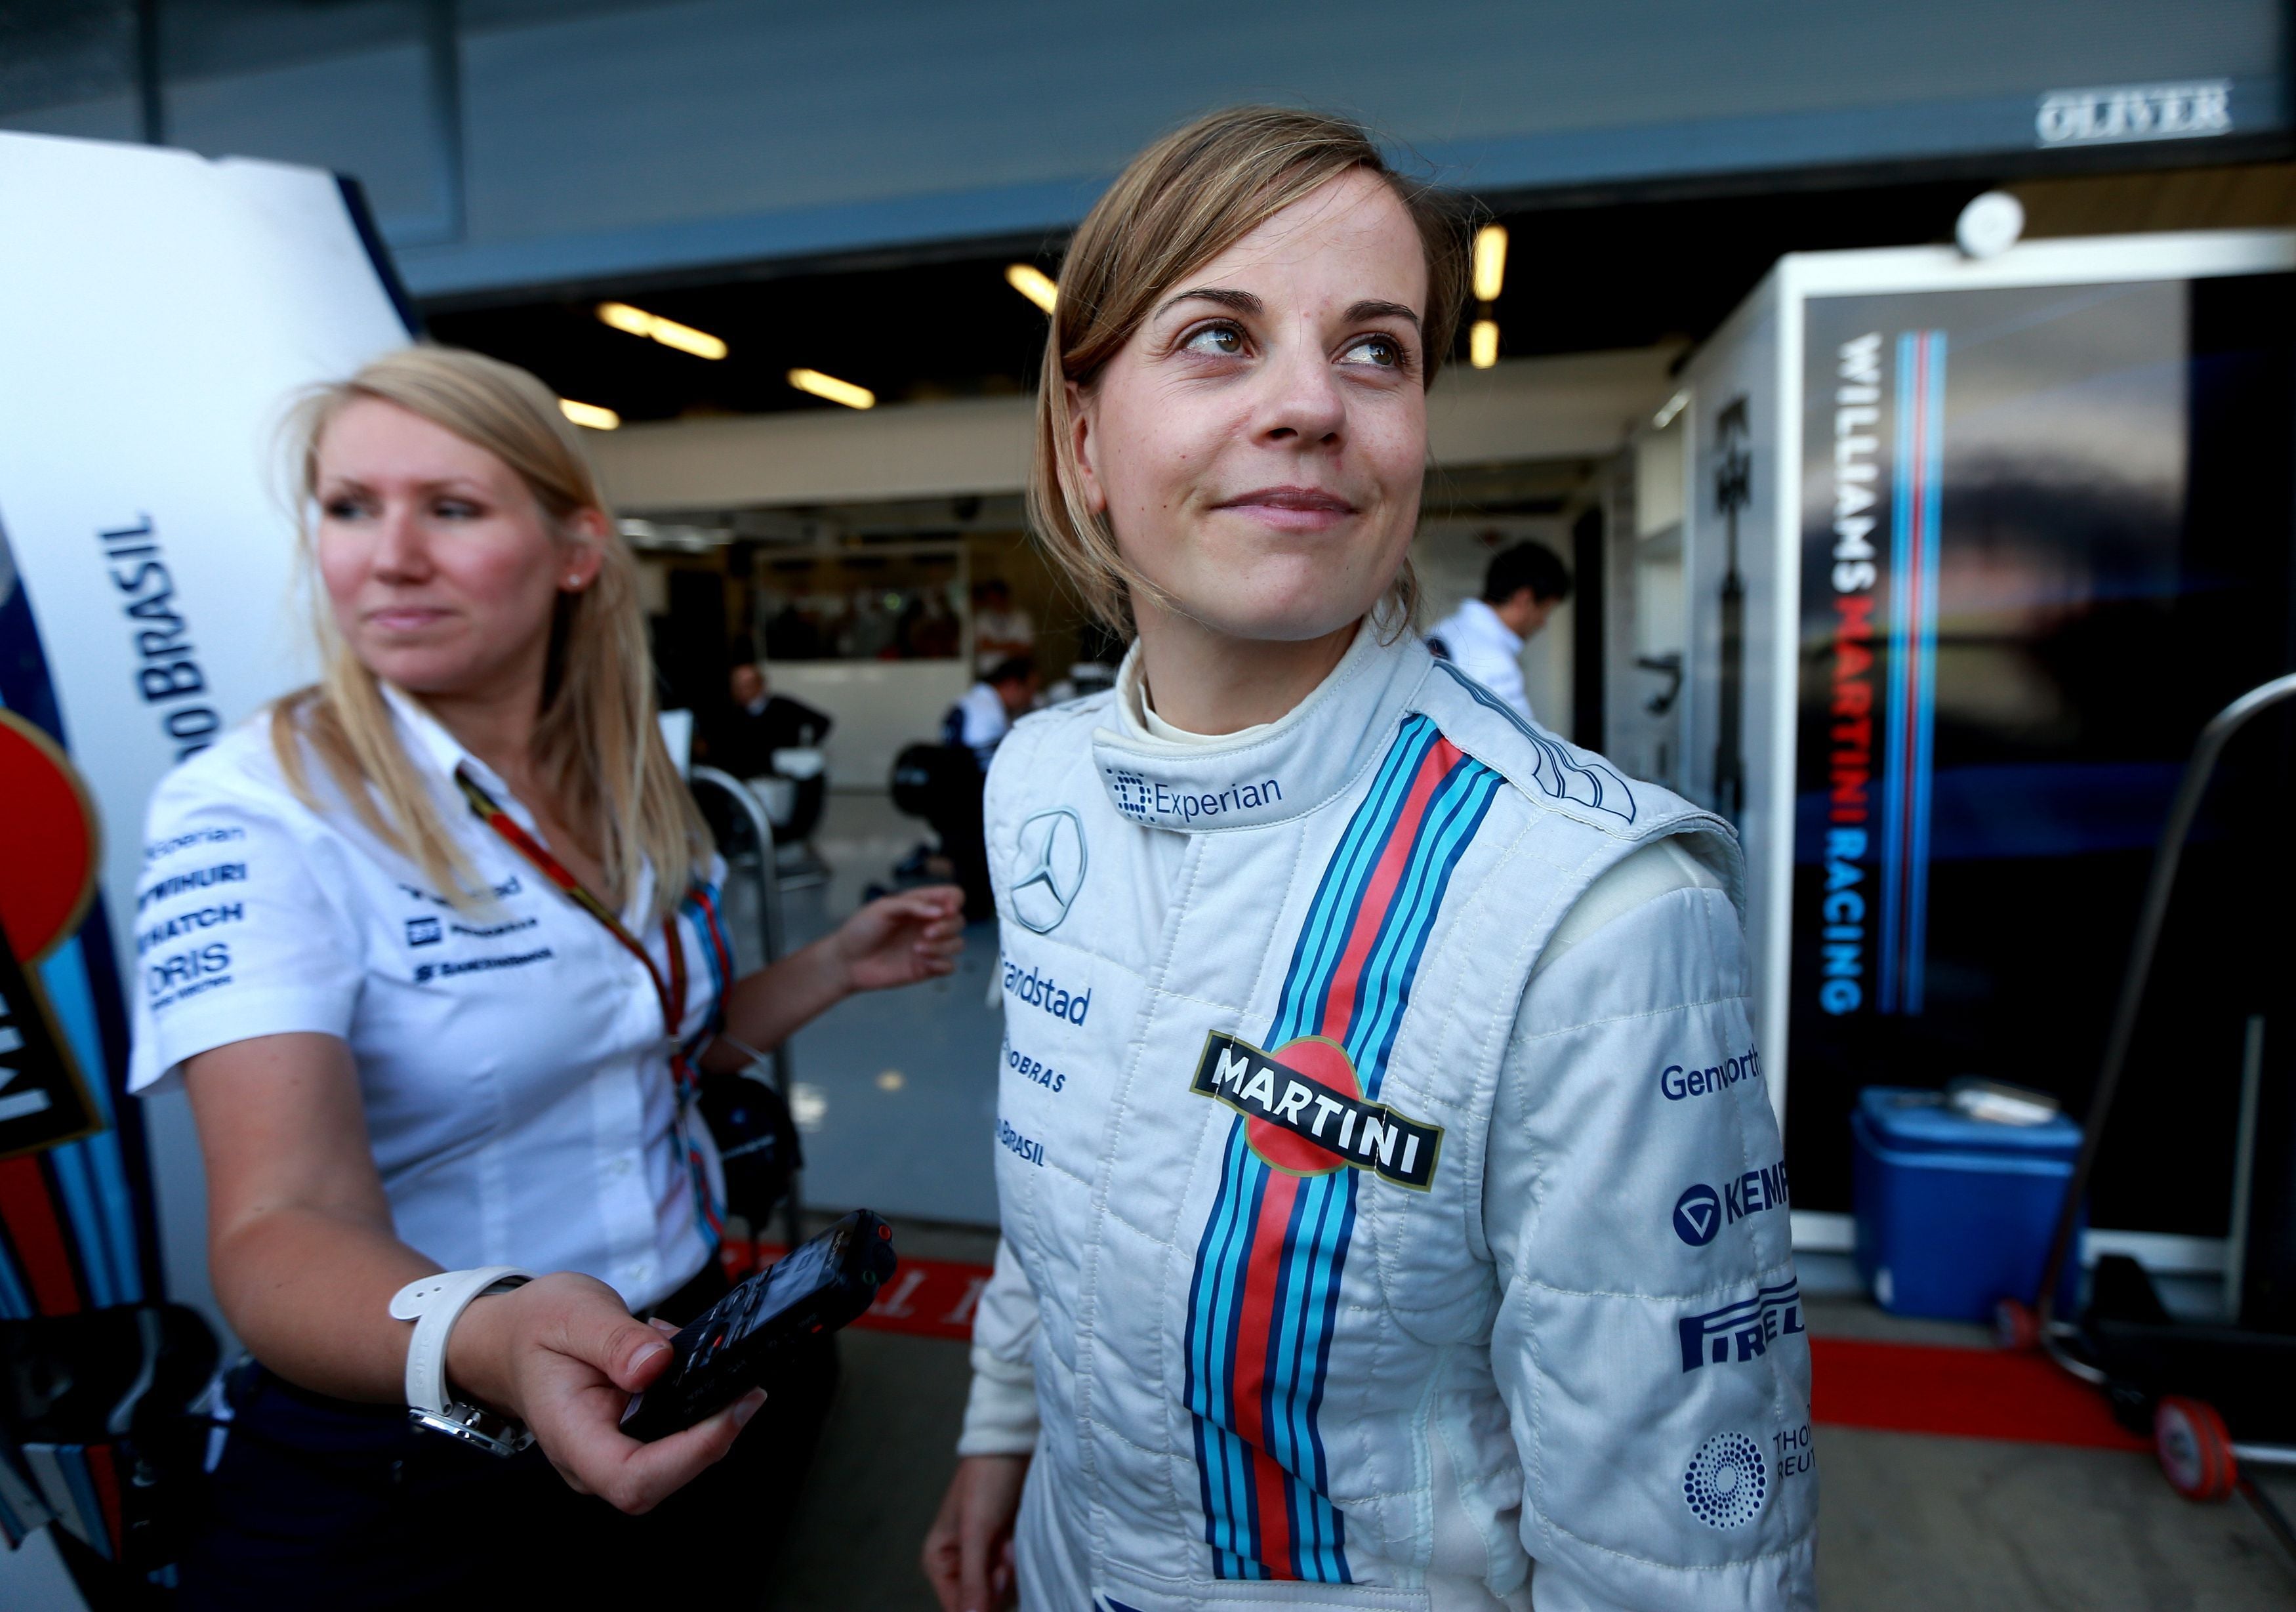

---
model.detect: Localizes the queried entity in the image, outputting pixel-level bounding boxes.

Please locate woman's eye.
[1181,322,1247,358]
[321,497,367,521]
[1342,333,1406,369]
[433,499,482,520]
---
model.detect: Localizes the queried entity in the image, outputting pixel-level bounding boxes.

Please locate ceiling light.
[559,398,621,430]
[1472,223,1508,303]
[1005,263,1058,314]
[1652,389,1691,430]
[595,300,728,361]
[1469,320,1499,370]
[788,368,875,410]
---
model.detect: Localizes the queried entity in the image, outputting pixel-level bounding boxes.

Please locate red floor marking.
[731,1242,991,1342]
[1811,1336,2148,1451]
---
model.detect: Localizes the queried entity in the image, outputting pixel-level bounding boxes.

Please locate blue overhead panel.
[3,0,2285,300]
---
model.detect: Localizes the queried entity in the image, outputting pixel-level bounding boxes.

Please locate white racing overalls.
[967,627,1815,1611]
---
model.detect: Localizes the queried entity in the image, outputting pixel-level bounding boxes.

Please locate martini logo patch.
[1189,1030,1442,1189]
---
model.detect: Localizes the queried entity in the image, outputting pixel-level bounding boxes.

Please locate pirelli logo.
[1189,1031,1443,1190]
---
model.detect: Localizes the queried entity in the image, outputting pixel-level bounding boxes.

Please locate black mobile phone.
[619,1210,897,1443]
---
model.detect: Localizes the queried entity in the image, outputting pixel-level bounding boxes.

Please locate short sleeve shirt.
[127,688,726,1310]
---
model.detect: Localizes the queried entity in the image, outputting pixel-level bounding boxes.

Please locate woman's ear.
[558,508,610,592]
[1067,381,1108,516]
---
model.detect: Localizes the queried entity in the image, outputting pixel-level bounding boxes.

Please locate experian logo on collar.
[1103,766,1282,827]
[2035,81,2230,147]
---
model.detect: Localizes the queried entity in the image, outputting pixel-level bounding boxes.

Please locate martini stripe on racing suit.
[1185,714,1502,1583]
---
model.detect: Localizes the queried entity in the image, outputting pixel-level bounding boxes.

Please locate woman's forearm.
[210,1204,441,1403]
[707,938,851,1067]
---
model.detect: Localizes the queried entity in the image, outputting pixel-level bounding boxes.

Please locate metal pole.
[2036,672,2296,1348]
[689,766,804,1252]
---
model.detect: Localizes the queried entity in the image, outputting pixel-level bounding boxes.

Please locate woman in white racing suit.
[921,107,1816,1612]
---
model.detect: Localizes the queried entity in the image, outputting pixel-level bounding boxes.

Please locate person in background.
[130,346,963,1606]
[709,660,832,780]
[971,577,1036,675]
[1425,537,1570,723]
[910,656,1038,919]
[943,655,1038,769]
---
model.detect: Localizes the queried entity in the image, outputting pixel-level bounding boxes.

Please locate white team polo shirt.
[127,687,724,1310]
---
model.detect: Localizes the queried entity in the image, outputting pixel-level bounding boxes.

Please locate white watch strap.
[390,1266,533,1416]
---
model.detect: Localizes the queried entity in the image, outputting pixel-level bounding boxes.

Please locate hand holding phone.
[620,1210,897,1442]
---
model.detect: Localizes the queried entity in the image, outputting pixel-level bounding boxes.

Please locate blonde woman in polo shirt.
[129,346,962,1606]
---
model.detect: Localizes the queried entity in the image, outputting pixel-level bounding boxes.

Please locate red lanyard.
[455,768,688,1041]
[455,767,725,1238]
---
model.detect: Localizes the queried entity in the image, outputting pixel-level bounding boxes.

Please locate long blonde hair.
[1030,105,1471,632]
[272,346,710,920]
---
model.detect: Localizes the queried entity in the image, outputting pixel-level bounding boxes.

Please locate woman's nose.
[369,505,432,581]
[1256,337,1347,446]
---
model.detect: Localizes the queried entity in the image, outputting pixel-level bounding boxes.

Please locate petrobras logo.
[1677,1277,1804,1373]
[1660,1043,1760,1101]
[1682,1432,1768,1530]
[1671,1159,1789,1246]
[1189,1030,1441,1190]
[1101,765,1282,827]
[1002,956,1090,1025]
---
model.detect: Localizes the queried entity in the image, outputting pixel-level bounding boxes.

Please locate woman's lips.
[1216,486,1358,532]
[366,607,451,634]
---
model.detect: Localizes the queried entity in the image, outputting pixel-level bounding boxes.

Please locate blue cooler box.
[1851,1086,2083,1322]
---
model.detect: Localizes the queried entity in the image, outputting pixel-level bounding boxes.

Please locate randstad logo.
[1002,957,1090,1025]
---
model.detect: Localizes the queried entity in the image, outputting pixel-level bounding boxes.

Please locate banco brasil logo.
[1190,1031,1441,1189]
[1012,808,1086,933]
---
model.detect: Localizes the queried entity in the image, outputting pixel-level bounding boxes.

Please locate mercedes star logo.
[1012,807,1088,934]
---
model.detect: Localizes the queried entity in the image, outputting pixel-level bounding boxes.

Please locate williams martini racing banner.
[1788,273,2296,1225]
[0,133,405,1363]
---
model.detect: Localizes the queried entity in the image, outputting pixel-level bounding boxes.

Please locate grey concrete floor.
[743,796,2296,1609]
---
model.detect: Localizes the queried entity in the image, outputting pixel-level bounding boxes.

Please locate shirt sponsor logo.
[1104,768,1282,826]
[1002,957,1090,1025]
[1189,1030,1442,1191]
[1011,808,1086,934]
[1682,1432,1768,1529]
[413,947,553,985]
[1673,1184,1723,1245]
[450,917,538,938]
[138,861,245,911]
[136,901,242,955]
[1773,1422,1814,1480]
[145,941,232,1007]
[406,917,442,947]
[1004,1039,1065,1093]
[996,1116,1044,1167]
[398,875,523,907]
[1660,1044,1761,1101]
[1672,1159,1788,1246]
[143,825,244,863]
[1679,1277,1805,1372]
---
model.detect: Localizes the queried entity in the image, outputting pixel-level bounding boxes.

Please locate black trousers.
[175,1263,836,1608]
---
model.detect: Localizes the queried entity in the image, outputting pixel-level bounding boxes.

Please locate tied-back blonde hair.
[1030,105,1472,632]
[272,346,710,920]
